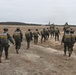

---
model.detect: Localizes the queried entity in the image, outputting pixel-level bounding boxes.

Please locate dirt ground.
[0,25,76,75]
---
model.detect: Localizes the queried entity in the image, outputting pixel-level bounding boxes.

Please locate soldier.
[61,29,72,57]
[25,29,31,49]
[0,28,14,63]
[41,28,46,43]
[50,23,55,30]
[63,22,70,34]
[50,24,55,38]
[13,28,23,54]
[50,28,54,38]
[54,28,60,41]
[45,28,49,40]
[30,29,33,40]
[33,29,40,44]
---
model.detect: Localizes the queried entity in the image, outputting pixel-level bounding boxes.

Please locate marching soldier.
[50,28,54,38]
[13,28,23,54]
[50,23,55,30]
[50,23,55,38]
[54,28,60,41]
[61,29,73,57]
[0,28,14,63]
[33,29,40,44]
[30,29,33,40]
[41,28,46,43]
[45,28,49,40]
[63,22,70,34]
[25,29,31,49]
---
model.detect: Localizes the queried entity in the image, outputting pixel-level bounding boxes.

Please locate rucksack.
[33,32,38,36]
[25,31,31,38]
[64,33,71,42]
[13,31,20,40]
[51,28,54,33]
[41,31,45,36]
[55,29,59,34]
[0,32,8,44]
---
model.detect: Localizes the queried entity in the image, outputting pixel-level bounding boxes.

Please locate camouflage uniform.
[63,22,70,34]
[45,28,49,40]
[50,24,55,38]
[41,28,46,43]
[0,28,14,63]
[13,28,23,54]
[54,28,60,41]
[25,29,31,49]
[30,29,33,40]
[61,29,72,57]
[50,28,54,38]
[33,29,40,44]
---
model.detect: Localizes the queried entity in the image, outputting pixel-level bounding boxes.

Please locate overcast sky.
[0,0,76,25]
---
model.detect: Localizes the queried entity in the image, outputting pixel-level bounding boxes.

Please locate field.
[0,25,76,75]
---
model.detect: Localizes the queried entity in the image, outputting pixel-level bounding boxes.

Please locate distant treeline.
[0,22,76,27]
[0,22,42,26]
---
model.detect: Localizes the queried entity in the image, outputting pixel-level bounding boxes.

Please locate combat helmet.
[28,29,30,31]
[47,28,48,29]
[36,29,38,31]
[16,27,20,31]
[56,28,58,29]
[3,27,8,31]
[43,28,45,30]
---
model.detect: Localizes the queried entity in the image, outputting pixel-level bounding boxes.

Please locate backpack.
[0,32,8,44]
[55,29,59,34]
[25,31,31,38]
[13,31,20,40]
[41,31,45,36]
[64,33,71,42]
[45,30,49,35]
[33,32,38,37]
[51,28,54,33]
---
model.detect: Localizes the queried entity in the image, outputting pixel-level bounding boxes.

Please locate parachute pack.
[55,29,59,34]
[33,32,38,36]
[64,33,71,42]
[13,31,20,40]
[41,31,46,36]
[25,31,31,38]
[0,33,8,44]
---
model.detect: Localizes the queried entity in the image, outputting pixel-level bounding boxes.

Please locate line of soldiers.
[25,27,60,48]
[0,25,75,63]
[0,26,60,63]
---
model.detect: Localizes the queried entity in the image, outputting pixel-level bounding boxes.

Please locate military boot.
[5,56,9,60]
[5,53,9,60]
[16,49,19,54]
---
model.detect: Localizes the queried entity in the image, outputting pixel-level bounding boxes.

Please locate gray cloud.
[0,0,76,24]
